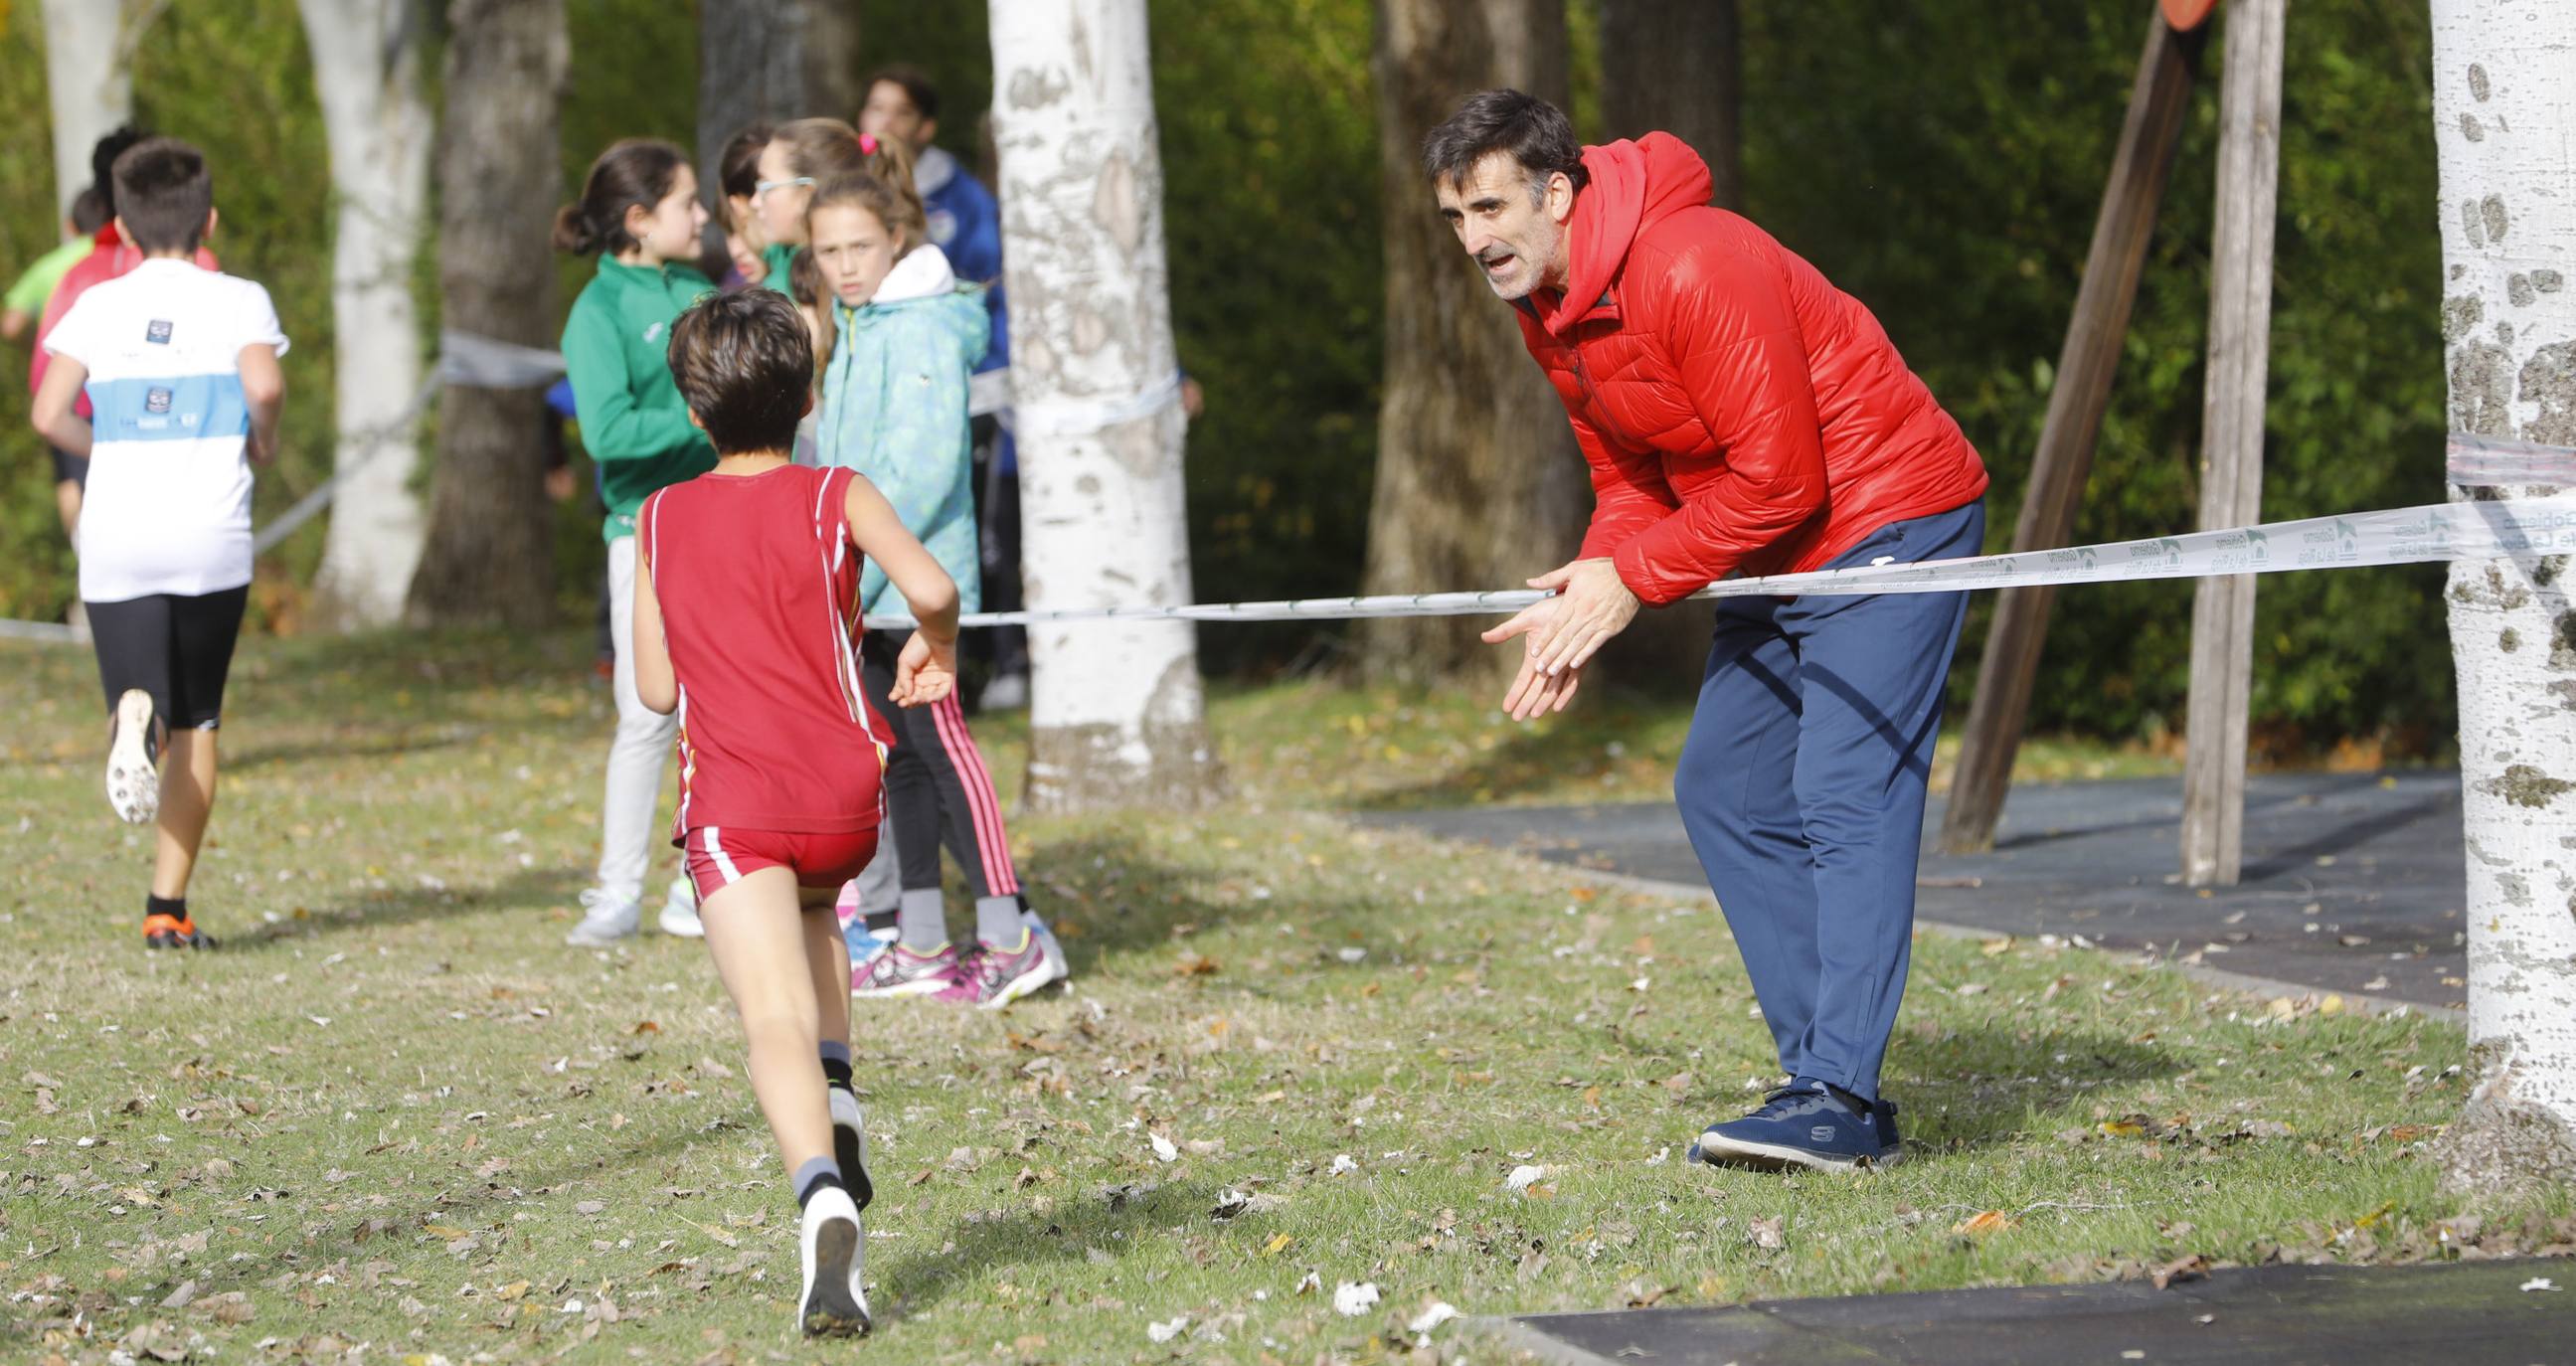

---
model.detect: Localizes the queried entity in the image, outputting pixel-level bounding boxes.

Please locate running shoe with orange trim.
[141,913,215,949]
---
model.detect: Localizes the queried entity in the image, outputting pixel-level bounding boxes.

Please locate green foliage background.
[1,0,2451,751]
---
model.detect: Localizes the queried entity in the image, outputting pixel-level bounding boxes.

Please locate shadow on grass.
[1341,690,1686,813]
[231,624,602,728]
[871,1176,1228,1324]
[1888,1023,2182,1155]
[0,1117,721,1351]
[226,725,485,772]
[1021,833,1400,979]
[237,863,586,946]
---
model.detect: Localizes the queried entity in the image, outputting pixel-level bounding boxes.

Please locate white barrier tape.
[862,494,2576,631]
[2447,431,2576,487]
[247,331,568,556]
[968,368,1012,420]
[17,493,2541,648]
[0,617,81,643]
[1011,370,1180,440]
[249,368,443,556]
[438,328,569,390]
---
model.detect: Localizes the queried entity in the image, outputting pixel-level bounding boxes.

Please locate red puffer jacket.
[1514,134,1987,604]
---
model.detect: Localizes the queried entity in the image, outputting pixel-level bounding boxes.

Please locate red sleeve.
[1573,405,1679,562]
[27,250,109,403]
[1607,244,1827,604]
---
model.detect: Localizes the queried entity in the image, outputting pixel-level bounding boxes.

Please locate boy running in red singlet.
[630,289,959,1338]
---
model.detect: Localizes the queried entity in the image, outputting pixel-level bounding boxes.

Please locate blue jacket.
[918,147,1008,379]
[817,244,991,618]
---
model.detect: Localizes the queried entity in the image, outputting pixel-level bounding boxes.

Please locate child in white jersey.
[30,137,286,950]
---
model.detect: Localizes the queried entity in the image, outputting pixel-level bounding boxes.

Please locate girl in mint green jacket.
[808,172,1066,1010]
[555,138,718,947]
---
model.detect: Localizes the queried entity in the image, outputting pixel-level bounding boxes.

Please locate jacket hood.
[1538,132,1714,338]
[872,243,958,304]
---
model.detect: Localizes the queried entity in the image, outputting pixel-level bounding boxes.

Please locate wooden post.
[1938,8,2205,856]
[2180,0,2287,886]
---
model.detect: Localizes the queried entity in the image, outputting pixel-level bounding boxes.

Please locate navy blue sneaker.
[1872,1098,1906,1167]
[1687,1079,1885,1172]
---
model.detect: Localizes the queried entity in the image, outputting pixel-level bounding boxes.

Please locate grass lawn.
[981,678,2180,814]
[1,630,2563,1365]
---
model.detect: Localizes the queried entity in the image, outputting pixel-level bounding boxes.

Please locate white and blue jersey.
[42,259,287,602]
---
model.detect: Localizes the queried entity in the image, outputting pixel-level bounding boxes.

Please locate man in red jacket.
[1431,90,1988,1171]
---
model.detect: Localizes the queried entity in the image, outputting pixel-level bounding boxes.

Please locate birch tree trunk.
[406,0,565,627]
[298,0,434,630]
[1363,0,1585,683]
[2429,0,2576,1202]
[988,0,1221,812]
[39,0,133,213]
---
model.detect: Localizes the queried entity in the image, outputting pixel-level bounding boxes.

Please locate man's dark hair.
[1421,88,1588,201]
[88,123,148,217]
[666,289,811,454]
[111,138,215,254]
[68,185,109,236]
[865,63,941,122]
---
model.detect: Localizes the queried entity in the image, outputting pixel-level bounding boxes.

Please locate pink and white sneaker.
[851,941,963,998]
[941,931,1058,1011]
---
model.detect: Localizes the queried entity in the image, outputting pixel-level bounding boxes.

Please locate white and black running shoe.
[796,1185,871,1337]
[105,689,160,824]
[829,1088,874,1210]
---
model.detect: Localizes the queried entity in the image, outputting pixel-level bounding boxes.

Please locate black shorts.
[49,445,87,489]
[86,587,251,732]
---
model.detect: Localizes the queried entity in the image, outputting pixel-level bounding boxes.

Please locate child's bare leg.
[152,729,219,900]
[702,868,831,1173]
[801,883,852,1053]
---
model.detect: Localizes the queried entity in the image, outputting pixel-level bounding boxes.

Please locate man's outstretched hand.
[1480,558,1638,720]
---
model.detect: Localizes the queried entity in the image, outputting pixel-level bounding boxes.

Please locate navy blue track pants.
[1674,500,1984,1104]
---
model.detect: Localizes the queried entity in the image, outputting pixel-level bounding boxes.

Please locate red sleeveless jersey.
[638,464,888,840]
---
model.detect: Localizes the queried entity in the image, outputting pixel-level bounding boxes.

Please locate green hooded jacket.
[561,256,719,542]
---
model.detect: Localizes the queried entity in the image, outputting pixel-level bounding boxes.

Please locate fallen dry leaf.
[2151,1255,2209,1290]
[1953,1210,2015,1238]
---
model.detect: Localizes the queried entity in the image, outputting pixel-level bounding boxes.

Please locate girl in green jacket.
[555,138,717,947]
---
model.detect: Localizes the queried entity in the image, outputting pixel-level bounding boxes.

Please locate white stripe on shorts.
[702,826,744,885]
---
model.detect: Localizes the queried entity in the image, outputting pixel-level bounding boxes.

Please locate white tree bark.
[2430,0,2576,1202]
[988,0,1220,811]
[298,0,433,629]
[39,0,133,214]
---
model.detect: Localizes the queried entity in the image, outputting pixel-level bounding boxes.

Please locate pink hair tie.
[858,133,879,156]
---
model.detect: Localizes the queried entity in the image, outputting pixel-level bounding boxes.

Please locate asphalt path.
[1367,770,2467,1012]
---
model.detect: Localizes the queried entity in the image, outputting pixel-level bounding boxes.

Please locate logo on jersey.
[145,387,174,414]
[644,322,665,344]
[145,319,174,344]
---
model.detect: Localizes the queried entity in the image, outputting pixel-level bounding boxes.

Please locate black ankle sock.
[821,1059,853,1091]
[145,894,187,923]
